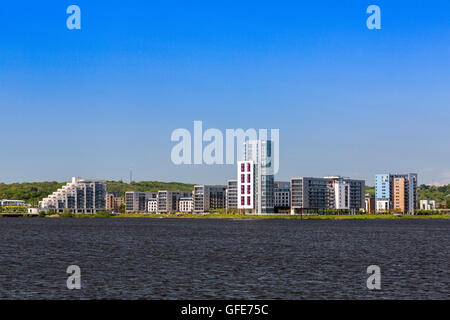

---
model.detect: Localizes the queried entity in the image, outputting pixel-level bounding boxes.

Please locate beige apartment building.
[105,193,123,212]
[365,194,376,213]
[392,177,406,212]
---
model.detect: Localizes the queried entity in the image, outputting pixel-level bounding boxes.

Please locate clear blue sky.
[0,1,449,186]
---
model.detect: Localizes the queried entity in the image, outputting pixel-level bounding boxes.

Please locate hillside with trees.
[105,180,195,197]
[418,184,450,203]
[0,180,195,206]
[0,181,66,206]
[366,185,449,208]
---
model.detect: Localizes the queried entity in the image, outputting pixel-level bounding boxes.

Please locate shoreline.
[112,213,450,220]
[1,213,449,220]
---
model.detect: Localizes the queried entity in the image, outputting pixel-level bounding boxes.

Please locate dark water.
[0,218,448,299]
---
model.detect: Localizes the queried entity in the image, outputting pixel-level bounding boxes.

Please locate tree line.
[0,180,195,206]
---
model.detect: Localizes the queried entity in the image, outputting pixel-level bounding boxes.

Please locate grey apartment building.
[274,181,290,211]
[125,191,157,212]
[193,185,226,213]
[348,179,365,210]
[157,190,191,214]
[291,177,328,213]
[290,176,365,214]
[226,180,238,210]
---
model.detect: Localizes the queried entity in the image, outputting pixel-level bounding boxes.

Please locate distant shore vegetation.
[36,212,450,219]
[0,180,448,209]
[2,210,448,219]
[0,180,195,206]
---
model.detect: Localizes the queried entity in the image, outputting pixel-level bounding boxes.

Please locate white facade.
[325,176,350,210]
[179,197,193,213]
[237,140,274,213]
[147,199,158,213]
[335,183,350,209]
[39,177,106,214]
[376,199,390,211]
[420,200,436,210]
[28,208,39,215]
[237,161,254,210]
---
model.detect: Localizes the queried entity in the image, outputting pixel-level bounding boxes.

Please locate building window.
[241,174,245,183]
[241,196,245,205]
[247,174,250,183]
[247,163,251,172]
[247,197,251,205]
[241,185,245,194]
[241,163,245,172]
[247,185,251,194]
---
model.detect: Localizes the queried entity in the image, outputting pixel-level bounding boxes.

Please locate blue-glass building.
[375,174,390,200]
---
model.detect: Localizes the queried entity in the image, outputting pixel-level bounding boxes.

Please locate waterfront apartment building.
[157,190,191,213]
[125,191,157,213]
[375,173,418,214]
[179,197,193,213]
[392,177,406,212]
[290,177,329,213]
[237,161,255,211]
[237,140,275,213]
[392,173,417,214]
[376,199,389,211]
[375,173,391,211]
[349,179,365,210]
[193,185,226,213]
[0,199,26,207]
[105,192,123,212]
[39,177,106,214]
[147,198,158,213]
[420,200,436,210]
[325,177,365,210]
[226,180,238,211]
[375,174,390,200]
[365,194,376,213]
[326,176,348,209]
[274,181,290,211]
[290,176,365,214]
